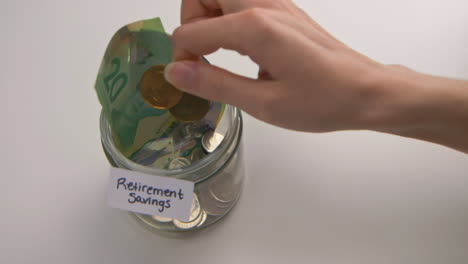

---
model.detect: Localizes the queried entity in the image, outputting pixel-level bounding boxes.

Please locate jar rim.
[100,106,242,182]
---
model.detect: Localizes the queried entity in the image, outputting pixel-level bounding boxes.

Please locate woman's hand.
[165,0,468,153]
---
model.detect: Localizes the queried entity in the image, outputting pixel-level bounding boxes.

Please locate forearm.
[365,66,468,153]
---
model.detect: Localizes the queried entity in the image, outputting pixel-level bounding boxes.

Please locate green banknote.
[95,18,224,158]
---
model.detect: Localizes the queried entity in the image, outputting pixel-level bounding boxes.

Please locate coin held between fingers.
[140,65,184,109]
[169,92,211,122]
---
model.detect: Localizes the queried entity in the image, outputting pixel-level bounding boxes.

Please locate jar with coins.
[96,18,245,232]
[100,104,245,231]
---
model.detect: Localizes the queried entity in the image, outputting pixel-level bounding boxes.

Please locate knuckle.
[240,8,277,47]
[243,8,270,30]
[244,7,266,19]
[229,8,278,55]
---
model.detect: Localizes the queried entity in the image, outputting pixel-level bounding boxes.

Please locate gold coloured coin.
[169,93,210,122]
[140,65,183,109]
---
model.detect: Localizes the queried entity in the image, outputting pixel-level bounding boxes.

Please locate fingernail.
[164,61,197,90]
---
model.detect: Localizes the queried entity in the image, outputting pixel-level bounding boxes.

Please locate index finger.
[181,0,209,24]
[181,0,269,24]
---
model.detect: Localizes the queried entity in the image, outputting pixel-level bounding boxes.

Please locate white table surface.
[2,0,468,263]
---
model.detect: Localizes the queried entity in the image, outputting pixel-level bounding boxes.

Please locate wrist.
[361,65,468,152]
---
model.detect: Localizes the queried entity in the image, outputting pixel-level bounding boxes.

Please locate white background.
[2,0,468,263]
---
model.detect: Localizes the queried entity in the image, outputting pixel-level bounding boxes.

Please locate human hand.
[164,0,468,153]
[164,0,386,132]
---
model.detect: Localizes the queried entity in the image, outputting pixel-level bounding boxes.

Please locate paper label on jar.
[107,167,194,221]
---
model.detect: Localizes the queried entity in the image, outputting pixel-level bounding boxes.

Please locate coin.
[131,137,173,166]
[201,130,224,153]
[172,123,197,147]
[151,152,174,170]
[210,184,239,204]
[140,65,183,109]
[196,210,207,228]
[185,194,201,221]
[152,215,173,223]
[173,213,203,230]
[169,93,210,122]
[173,194,202,230]
[168,157,191,170]
[189,147,206,164]
[198,188,228,216]
[209,171,242,204]
[178,140,197,154]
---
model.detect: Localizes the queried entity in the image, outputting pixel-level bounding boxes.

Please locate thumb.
[164,61,267,110]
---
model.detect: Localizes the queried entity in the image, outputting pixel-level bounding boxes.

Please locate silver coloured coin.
[151,153,175,170]
[172,123,195,148]
[168,157,191,170]
[177,193,201,222]
[177,139,197,153]
[209,185,239,204]
[209,172,239,204]
[196,210,207,228]
[173,194,202,229]
[189,147,206,163]
[152,215,173,223]
[172,121,207,149]
[131,137,174,166]
[173,213,203,230]
[198,189,228,216]
[201,130,224,153]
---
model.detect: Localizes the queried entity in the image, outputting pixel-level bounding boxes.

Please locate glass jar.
[100,105,245,231]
